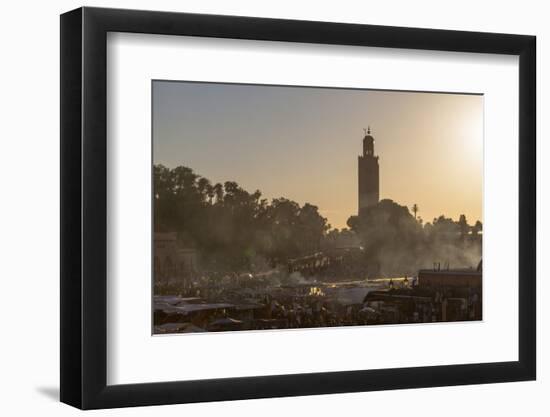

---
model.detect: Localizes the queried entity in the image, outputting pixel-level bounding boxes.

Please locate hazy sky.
[153,81,483,229]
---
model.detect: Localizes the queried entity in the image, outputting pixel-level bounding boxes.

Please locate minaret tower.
[358,126,380,214]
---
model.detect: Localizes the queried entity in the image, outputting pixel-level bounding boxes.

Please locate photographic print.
[152,81,483,335]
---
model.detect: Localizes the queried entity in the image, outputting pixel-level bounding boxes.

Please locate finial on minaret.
[367,125,371,135]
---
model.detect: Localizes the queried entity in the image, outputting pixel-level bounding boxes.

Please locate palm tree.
[196,177,211,202]
[213,183,224,204]
[412,203,419,220]
[206,183,214,205]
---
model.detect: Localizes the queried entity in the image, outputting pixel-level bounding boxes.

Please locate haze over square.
[153,81,483,229]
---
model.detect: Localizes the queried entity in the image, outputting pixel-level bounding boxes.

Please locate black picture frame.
[60,6,536,410]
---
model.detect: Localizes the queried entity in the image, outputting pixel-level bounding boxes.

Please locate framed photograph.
[60,7,536,409]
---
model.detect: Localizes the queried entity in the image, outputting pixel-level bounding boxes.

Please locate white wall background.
[0,0,545,415]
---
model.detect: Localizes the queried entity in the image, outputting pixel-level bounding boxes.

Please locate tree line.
[345,200,482,275]
[155,164,482,275]
[154,164,329,271]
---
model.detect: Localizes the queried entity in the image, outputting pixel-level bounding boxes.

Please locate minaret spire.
[358,126,380,214]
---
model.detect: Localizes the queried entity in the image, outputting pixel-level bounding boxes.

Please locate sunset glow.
[153,81,483,229]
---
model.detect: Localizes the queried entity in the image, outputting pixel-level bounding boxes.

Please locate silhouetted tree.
[472,220,483,237]
[154,165,329,271]
[457,214,470,239]
[347,201,482,276]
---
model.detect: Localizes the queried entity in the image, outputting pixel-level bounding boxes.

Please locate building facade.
[358,127,380,214]
[154,232,197,285]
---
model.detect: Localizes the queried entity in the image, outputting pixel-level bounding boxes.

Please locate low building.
[363,260,483,324]
[418,261,482,289]
[154,232,198,285]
